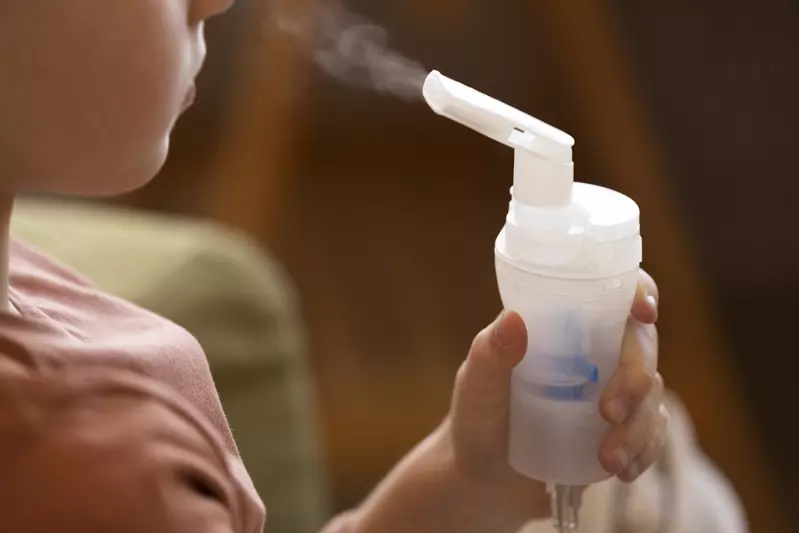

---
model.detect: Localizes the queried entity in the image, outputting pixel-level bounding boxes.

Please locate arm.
[0,365,265,533]
[318,426,462,533]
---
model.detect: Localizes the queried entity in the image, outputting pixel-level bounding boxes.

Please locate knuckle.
[469,333,483,355]
[658,403,671,429]
[644,324,659,354]
[645,429,666,458]
[619,463,641,483]
[651,372,665,397]
[469,326,492,356]
[639,436,666,472]
[632,368,656,398]
[642,439,657,460]
[639,269,659,298]
[654,428,668,455]
[638,409,669,460]
[455,361,469,385]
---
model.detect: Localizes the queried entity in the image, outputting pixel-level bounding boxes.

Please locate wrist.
[349,421,458,533]
[349,419,546,533]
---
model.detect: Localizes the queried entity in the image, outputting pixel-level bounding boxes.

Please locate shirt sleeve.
[0,363,266,533]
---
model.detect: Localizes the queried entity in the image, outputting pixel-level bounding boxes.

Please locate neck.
[0,194,13,311]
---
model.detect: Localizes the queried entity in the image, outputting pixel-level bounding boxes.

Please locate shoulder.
[8,237,200,350]
[6,237,242,458]
[0,364,265,532]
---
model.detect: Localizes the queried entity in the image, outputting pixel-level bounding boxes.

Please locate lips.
[181,84,197,111]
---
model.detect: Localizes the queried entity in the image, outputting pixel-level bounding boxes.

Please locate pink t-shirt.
[0,240,267,532]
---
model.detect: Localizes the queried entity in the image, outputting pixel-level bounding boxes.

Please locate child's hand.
[446,269,666,530]
[349,271,666,533]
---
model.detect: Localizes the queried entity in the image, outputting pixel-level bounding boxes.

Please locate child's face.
[0,0,233,196]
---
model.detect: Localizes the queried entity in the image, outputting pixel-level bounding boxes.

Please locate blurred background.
[110,0,797,531]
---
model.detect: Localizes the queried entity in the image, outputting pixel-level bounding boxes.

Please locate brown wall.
[120,0,798,530]
[614,0,799,512]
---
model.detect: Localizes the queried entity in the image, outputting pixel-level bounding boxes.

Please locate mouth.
[181,84,197,112]
[182,44,206,113]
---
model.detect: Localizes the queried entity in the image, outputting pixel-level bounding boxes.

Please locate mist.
[273,1,428,102]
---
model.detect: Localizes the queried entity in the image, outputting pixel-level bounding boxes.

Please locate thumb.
[452,311,527,436]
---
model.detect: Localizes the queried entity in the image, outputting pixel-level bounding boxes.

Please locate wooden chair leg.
[204,0,317,247]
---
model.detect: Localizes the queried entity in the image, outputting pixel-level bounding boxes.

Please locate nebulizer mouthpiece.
[424,71,644,532]
[422,71,574,209]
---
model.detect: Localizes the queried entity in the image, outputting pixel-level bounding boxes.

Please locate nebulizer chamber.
[423,71,643,531]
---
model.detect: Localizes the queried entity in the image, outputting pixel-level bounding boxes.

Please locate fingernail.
[646,294,659,317]
[608,399,630,423]
[494,310,510,347]
[613,448,630,473]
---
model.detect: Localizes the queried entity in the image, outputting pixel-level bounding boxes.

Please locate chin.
[71,138,171,198]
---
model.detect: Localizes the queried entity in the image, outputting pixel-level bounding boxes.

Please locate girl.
[0,1,741,532]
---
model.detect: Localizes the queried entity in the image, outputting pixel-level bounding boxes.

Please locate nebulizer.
[423,71,643,532]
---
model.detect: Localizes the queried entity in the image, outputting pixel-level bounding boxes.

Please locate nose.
[190,0,235,23]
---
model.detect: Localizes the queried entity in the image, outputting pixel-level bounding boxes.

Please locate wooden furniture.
[203,0,317,245]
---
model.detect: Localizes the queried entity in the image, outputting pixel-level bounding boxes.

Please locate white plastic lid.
[498,185,641,278]
[572,183,639,243]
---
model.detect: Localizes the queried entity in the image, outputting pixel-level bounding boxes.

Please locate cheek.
[0,2,190,195]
